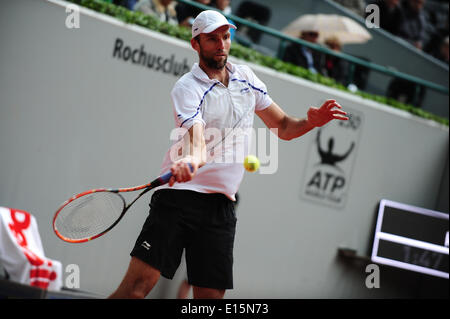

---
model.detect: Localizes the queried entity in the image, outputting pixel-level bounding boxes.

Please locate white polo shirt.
[156,62,273,200]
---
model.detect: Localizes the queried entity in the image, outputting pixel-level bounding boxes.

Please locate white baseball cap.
[191,10,236,39]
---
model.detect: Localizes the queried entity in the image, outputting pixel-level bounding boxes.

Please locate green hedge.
[69,0,448,126]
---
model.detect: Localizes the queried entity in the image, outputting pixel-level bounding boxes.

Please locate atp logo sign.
[301,107,363,208]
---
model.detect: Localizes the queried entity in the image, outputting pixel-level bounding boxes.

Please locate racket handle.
[153,163,194,186]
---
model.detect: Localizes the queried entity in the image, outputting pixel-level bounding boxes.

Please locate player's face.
[195,26,231,70]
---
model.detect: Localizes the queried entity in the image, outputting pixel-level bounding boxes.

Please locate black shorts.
[130,189,237,290]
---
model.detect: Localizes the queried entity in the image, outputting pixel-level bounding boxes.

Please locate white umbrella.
[282,14,372,44]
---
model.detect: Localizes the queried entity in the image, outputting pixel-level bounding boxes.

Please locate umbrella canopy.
[282,14,372,44]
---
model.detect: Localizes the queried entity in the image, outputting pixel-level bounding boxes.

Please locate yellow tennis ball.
[244,155,260,172]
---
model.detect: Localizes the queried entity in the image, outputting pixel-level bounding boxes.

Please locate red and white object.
[0,207,62,290]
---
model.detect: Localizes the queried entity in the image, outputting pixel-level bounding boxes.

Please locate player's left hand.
[307,99,349,128]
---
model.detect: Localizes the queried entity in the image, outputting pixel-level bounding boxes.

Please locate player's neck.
[199,62,229,87]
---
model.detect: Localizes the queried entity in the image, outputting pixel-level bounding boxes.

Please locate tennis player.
[109,10,348,299]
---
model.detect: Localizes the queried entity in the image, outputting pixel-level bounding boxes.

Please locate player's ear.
[191,36,200,52]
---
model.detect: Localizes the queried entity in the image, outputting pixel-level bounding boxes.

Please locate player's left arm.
[255,99,349,141]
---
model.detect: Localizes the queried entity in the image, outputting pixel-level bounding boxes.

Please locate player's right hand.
[169,157,199,187]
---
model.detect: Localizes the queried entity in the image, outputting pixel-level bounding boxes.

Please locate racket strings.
[55,192,125,240]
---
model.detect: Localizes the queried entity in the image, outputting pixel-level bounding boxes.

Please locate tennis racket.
[52,164,193,243]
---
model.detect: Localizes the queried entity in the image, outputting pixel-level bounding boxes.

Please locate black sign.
[371,199,449,279]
